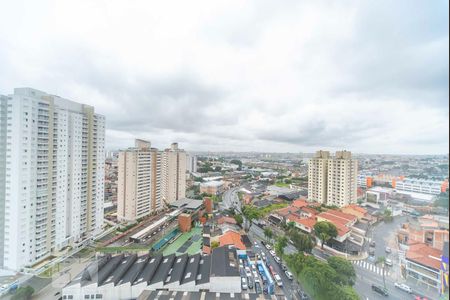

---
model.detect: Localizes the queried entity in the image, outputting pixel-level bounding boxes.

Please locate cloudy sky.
[0,0,448,154]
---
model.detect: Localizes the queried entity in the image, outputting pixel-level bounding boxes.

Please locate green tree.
[314,221,338,249]
[383,209,393,222]
[286,221,296,234]
[211,241,220,249]
[234,214,243,226]
[334,285,360,300]
[327,256,356,286]
[242,205,262,232]
[376,256,387,289]
[11,286,34,300]
[264,227,273,242]
[289,231,315,253]
[275,236,288,262]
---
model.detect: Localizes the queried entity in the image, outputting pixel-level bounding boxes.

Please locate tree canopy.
[314,221,338,249]
[327,256,356,286]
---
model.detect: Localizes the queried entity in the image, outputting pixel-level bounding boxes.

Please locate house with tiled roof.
[219,230,246,250]
[405,242,444,291]
[316,209,357,242]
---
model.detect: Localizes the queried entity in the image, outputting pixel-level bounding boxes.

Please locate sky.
[0,0,448,154]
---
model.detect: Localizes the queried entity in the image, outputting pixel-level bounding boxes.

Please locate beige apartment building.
[308,150,358,207]
[308,150,330,204]
[161,143,186,204]
[117,140,186,222]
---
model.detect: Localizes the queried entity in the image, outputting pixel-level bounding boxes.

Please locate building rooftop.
[406,243,442,270]
[219,231,246,250]
[210,246,240,277]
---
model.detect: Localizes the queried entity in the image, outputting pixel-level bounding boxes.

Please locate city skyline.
[0,1,448,155]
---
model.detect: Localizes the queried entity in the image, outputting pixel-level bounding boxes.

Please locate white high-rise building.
[117,140,163,222]
[0,88,105,271]
[308,150,358,207]
[186,154,197,173]
[308,150,330,204]
[327,151,358,207]
[161,143,186,204]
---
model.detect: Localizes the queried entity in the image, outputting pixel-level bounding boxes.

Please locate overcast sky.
[0,0,448,154]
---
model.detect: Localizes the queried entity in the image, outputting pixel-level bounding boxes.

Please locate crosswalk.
[352,260,390,276]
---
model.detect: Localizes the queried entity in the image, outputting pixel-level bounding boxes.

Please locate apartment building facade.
[308,150,358,207]
[117,141,186,222]
[161,143,186,204]
[307,150,330,204]
[0,88,105,271]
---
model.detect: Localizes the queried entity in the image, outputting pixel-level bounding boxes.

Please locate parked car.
[281,264,287,271]
[369,249,375,256]
[285,271,293,280]
[255,282,262,294]
[370,241,376,247]
[263,286,269,295]
[385,246,392,253]
[274,256,281,264]
[394,282,412,293]
[247,277,254,289]
[269,250,276,256]
[241,277,248,290]
[371,284,389,296]
[266,244,272,250]
[297,290,309,300]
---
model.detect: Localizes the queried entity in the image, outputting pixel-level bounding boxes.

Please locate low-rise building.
[395,178,444,195]
[405,243,443,290]
[62,246,241,300]
[200,181,224,195]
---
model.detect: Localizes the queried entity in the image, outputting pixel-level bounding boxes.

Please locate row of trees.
[285,252,358,300]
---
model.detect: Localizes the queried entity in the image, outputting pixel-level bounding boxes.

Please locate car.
[269,250,276,256]
[281,264,287,271]
[394,282,412,293]
[255,282,262,294]
[263,286,269,294]
[247,277,254,289]
[370,241,376,247]
[274,274,283,287]
[385,258,393,266]
[385,246,392,253]
[274,256,281,264]
[297,290,309,300]
[261,240,266,246]
[241,277,248,290]
[285,271,293,280]
[266,244,272,250]
[369,249,375,256]
[251,264,257,272]
[371,284,389,296]
[54,292,61,296]
[252,270,258,278]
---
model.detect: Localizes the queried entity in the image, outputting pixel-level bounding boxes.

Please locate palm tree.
[376,256,387,289]
[264,227,273,243]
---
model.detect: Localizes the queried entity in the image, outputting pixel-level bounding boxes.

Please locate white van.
[285,271,293,280]
[241,277,248,290]
[274,274,283,287]
[394,282,412,293]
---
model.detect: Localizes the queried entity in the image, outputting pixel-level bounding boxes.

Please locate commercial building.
[394,178,444,195]
[405,243,444,291]
[62,246,241,300]
[0,88,105,271]
[308,150,358,207]
[398,215,449,251]
[161,143,187,204]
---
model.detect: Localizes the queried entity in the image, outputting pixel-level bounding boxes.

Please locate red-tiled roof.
[301,207,319,216]
[217,216,237,225]
[345,204,367,214]
[406,243,441,270]
[276,206,299,217]
[286,214,317,229]
[318,210,356,226]
[292,199,309,208]
[219,231,246,250]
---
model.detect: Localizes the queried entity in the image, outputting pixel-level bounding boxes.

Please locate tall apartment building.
[161,143,186,204]
[327,151,358,207]
[308,150,357,207]
[186,154,197,173]
[0,88,105,271]
[117,140,162,222]
[308,150,330,204]
[117,141,186,222]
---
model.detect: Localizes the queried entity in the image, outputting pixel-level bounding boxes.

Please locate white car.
[385,258,393,266]
[266,244,272,250]
[274,274,283,287]
[269,250,276,257]
[285,271,293,280]
[394,282,412,293]
[241,277,248,290]
[385,246,392,253]
[274,256,281,264]
[251,264,257,272]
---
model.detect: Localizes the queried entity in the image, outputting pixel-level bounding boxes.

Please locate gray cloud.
[0,0,448,154]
